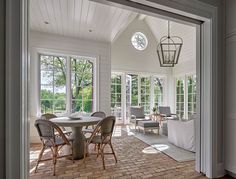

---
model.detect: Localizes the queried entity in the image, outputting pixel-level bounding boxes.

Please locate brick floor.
[29,126,231,179]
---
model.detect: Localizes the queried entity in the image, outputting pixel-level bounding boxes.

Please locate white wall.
[29,31,111,143]
[173,60,196,76]
[111,18,171,74]
[225,0,236,175]
[111,18,174,109]
[111,17,196,112]
[145,17,197,66]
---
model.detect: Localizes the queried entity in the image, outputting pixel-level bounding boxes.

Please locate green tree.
[40,55,93,113]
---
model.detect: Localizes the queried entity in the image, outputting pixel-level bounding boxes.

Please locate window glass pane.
[176,78,185,119]
[40,54,66,114]
[130,74,138,106]
[111,74,122,120]
[187,75,197,117]
[41,71,53,85]
[71,57,94,113]
[153,77,164,109]
[140,76,150,114]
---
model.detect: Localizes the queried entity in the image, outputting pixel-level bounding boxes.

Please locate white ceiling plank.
[92,4,113,41]
[30,0,46,32]
[111,10,131,41]
[59,0,69,36]
[30,0,194,47]
[74,0,83,37]
[80,0,90,36]
[111,12,137,42]
[95,5,118,41]
[44,0,58,34]
[29,2,38,30]
[68,0,75,36]
[52,0,63,35]
[37,0,52,33]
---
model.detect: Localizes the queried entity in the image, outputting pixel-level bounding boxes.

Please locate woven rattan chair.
[41,113,72,136]
[82,111,106,134]
[83,116,117,169]
[34,119,74,176]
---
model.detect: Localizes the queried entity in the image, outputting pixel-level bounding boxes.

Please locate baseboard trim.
[217,163,225,178]
[226,170,236,178]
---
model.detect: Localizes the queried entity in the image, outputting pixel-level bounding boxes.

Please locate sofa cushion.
[130,106,145,118]
[138,121,159,128]
[159,106,172,117]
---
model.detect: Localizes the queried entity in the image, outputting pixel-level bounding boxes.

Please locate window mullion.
[53,58,55,113]
[150,76,154,111]
[66,56,71,115]
[138,75,141,105]
[185,75,188,119]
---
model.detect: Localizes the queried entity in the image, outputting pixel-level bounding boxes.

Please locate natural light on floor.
[151,144,169,151]
[126,125,135,136]
[113,126,122,137]
[142,146,161,154]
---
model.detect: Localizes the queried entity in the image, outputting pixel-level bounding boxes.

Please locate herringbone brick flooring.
[29,126,222,179]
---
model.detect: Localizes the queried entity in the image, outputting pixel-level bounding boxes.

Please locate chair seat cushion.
[44,137,73,147]
[138,121,159,128]
[82,128,94,133]
[90,135,110,144]
[135,118,151,125]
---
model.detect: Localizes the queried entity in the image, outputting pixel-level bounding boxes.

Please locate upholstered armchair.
[158,106,179,136]
[130,106,150,129]
[158,106,179,120]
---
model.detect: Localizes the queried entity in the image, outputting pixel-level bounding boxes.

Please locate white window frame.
[111,71,167,123]
[174,73,196,119]
[36,48,99,116]
[187,74,197,118]
[110,72,123,122]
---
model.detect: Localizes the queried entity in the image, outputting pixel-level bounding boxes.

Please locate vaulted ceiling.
[30,0,137,42]
[30,0,196,64]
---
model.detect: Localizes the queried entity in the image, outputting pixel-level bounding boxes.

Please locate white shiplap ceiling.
[30,0,137,42]
[30,0,196,64]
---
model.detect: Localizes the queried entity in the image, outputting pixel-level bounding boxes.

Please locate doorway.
[5,0,222,178]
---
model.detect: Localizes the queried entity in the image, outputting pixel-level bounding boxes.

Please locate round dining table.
[50,116,102,159]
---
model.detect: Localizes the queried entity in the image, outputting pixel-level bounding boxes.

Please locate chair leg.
[109,142,117,163]
[101,144,106,170]
[34,145,45,173]
[83,141,87,163]
[97,144,100,158]
[52,146,58,176]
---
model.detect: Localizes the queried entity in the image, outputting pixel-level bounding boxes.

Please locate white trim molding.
[30,47,99,117]
[5,0,225,178]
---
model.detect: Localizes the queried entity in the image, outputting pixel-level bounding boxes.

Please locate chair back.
[159,106,171,117]
[100,116,116,136]
[41,113,57,120]
[88,116,116,143]
[91,111,106,119]
[35,119,70,145]
[130,106,145,118]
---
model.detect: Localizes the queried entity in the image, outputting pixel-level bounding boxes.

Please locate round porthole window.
[131,32,148,50]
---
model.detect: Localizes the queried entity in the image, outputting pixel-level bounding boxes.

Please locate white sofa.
[167,119,195,152]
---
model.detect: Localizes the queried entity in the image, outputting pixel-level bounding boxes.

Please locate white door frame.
[87,0,224,178]
[5,0,224,178]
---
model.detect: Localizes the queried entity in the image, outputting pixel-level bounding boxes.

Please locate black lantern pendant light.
[157,21,183,67]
